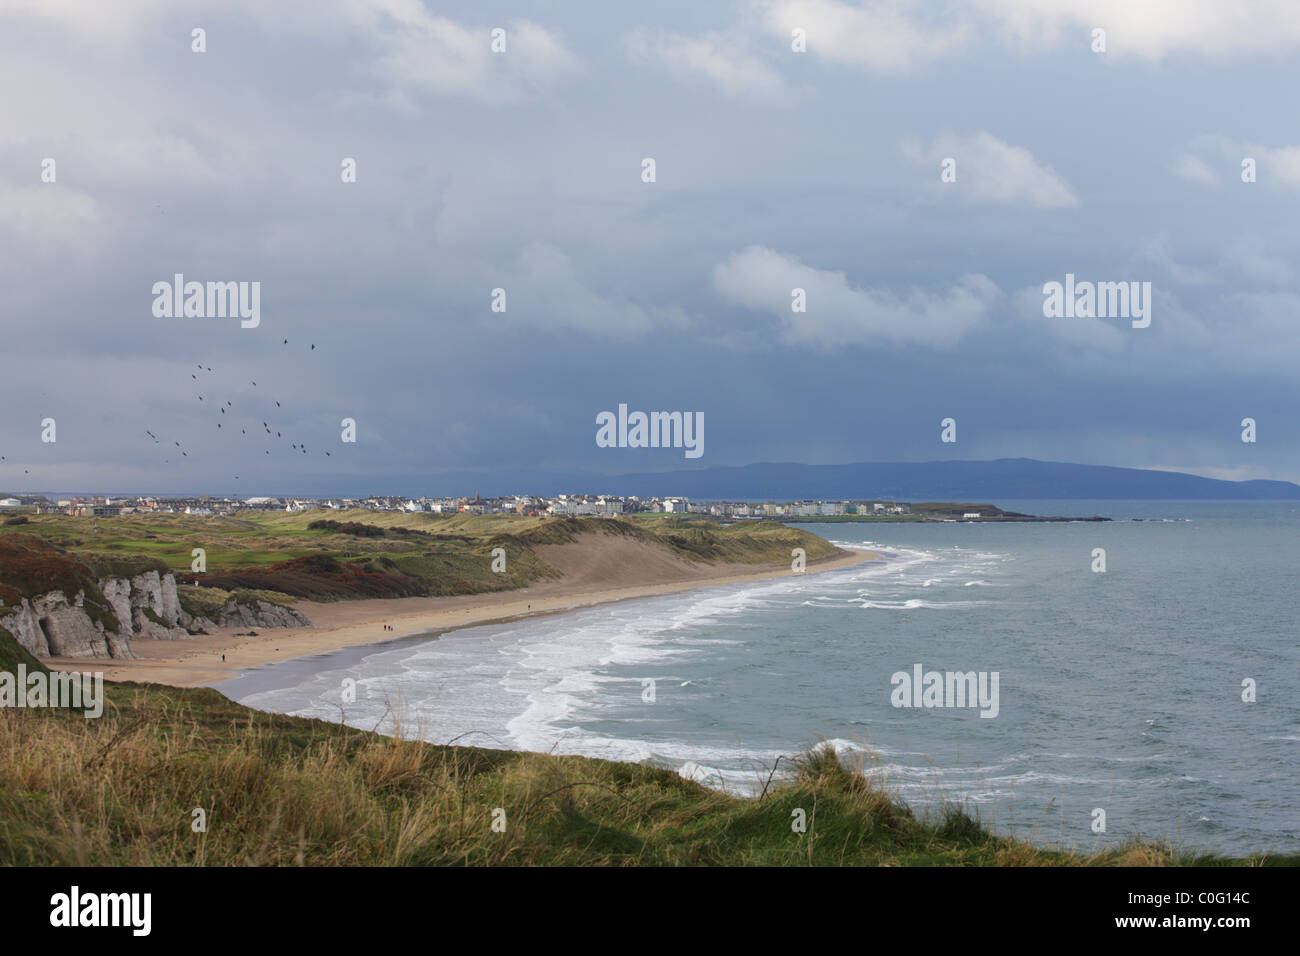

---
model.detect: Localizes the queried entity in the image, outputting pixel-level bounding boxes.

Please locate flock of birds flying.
[138,339,333,480]
[1,340,335,483]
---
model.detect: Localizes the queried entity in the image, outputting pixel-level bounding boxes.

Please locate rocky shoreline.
[1,569,310,661]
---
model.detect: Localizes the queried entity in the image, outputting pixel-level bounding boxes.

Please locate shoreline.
[46,548,877,688]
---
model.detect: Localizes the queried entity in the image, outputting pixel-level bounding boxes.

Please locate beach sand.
[46,537,876,688]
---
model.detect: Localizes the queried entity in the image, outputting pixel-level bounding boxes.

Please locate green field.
[0,511,841,606]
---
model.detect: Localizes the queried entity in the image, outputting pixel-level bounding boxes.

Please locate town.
[0,491,918,519]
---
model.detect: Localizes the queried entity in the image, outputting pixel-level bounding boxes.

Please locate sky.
[2,0,1300,496]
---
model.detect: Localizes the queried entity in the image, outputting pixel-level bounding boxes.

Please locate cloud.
[1217,237,1295,284]
[0,178,99,245]
[713,245,1000,349]
[0,0,580,106]
[1172,153,1219,184]
[1176,136,1300,188]
[902,132,1079,208]
[754,0,968,72]
[505,242,690,340]
[1134,235,1216,286]
[1245,143,1300,186]
[0,0,177,45]
[1008,284,1129,354]
[971,0,1300,62]
[751,1,1300,70]
[623,28,789,102]
[352,8,581,106]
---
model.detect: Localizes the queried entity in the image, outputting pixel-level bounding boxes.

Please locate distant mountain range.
[423,458,1300,501]
[29,458,1300,501]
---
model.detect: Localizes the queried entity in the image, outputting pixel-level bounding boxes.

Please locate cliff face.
[1,589,130,660]
[0,570,310,661]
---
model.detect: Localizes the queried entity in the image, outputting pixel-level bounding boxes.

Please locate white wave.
[859,598,989,610]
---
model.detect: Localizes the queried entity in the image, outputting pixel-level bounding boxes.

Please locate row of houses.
[9,493,914,520]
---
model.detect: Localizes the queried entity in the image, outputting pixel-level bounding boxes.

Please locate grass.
[1,661,1294,866]
[0,533,121,633]
[3,511,841,604]
[0,625,46,675]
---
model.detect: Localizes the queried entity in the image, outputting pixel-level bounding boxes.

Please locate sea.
[218,500,1300,856]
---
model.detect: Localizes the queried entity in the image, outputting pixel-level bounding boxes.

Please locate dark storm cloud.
[2,0,1299,495]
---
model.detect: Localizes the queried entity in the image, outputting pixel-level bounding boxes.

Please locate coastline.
[47,547,876,688]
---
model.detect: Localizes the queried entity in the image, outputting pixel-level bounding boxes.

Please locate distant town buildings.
[6,492,920,521]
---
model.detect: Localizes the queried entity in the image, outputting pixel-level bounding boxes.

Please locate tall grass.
[1,680,1288,867]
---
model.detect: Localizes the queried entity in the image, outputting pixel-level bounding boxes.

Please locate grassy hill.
[1,511,840,604]
[2,653,1293,866]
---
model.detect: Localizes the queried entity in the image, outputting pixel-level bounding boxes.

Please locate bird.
[277,432,281,437]
[174,442,180,447]
[226,401,232,406]
[182,452,188,457]
[217,423,222,428]
[311,344,315,350]
[283,339,287,345]
[198,395,203,401]
[325,451,331,456]
[192,374,196,379]
[275,401,280,407]
[252,381,257,386]
[221,408,225,414]
[241,429,246,434]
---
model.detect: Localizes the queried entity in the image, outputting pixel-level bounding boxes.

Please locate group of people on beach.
[382,624,393,632]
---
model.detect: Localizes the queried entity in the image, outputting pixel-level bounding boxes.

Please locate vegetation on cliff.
[0,649,1291,867]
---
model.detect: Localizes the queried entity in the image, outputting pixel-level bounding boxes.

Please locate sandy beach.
[47,539,876,688]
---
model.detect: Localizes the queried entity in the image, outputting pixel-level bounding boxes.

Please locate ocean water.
[220,500,1300,856]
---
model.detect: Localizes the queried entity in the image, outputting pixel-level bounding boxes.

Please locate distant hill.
[595,459,1300,501]
[62,459,1299,501]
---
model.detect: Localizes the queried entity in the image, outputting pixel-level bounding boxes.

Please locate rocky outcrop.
[1,571,310,660]
[0,589,128,660]
[210,599,311,630]
[131,607,190,641]
[101,577,135,638]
